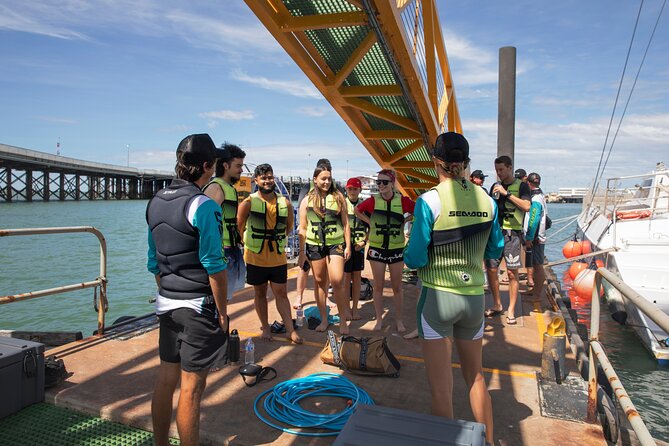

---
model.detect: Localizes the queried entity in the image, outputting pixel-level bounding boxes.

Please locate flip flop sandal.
[270,321,286,334]
[506,316,517,325]
[484,308,504,317]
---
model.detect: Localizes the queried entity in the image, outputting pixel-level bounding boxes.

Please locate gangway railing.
[0,227,109,334]
[587,267,669,445]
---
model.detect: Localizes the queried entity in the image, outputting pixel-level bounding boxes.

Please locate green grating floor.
[0,403,179,446]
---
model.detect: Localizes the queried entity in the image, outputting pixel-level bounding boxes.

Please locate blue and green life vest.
[306,193,345,247]
[368,193,404,250]
[243,192,289,254]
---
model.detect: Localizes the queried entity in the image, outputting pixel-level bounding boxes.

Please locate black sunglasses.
[375,180,391,186]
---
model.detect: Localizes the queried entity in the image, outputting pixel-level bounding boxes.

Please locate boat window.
[633,179,652,199]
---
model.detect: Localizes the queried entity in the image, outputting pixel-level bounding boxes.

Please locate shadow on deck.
[45,266,606,445]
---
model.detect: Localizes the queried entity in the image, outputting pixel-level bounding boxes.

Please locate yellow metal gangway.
[245,0,461,199]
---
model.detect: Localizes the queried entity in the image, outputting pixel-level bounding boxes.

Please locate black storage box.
[334,404,487,446]
[0,337,45,419]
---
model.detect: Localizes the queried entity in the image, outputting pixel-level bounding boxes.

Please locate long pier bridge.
[0,144,173,202]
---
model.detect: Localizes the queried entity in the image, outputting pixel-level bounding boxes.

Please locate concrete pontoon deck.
[45,266,607,445]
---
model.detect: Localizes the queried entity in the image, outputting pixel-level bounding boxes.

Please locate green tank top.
[204,177,240,247]
[243,192,289,254]
[368,193,405,250]
[306,193,345,247]
[418,180,494,294]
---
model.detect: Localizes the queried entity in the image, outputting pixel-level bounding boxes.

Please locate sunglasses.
[375,180,391,186]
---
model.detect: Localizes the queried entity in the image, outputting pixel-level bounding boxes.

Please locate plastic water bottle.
[245,337,255,364]
[492,182,501,200]
[296,305,304,327]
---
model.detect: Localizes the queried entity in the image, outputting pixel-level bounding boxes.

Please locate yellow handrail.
[0,226,109,334]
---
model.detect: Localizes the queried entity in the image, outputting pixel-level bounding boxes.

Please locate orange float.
[562,240,582,258]
[595,259,605,269]
[568,261,588,280]
[581,240,592,255]
[616,210,652,220]
[574,269,604,299]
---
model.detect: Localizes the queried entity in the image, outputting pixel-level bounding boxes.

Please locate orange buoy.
[581,240,592,255]
[595,259,605,269]
[568,261,588,280]
[562,240,582,258]
[562,270,574,288]
[574,269,604,299]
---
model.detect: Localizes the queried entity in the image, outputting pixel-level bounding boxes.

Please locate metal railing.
[0,226,109,334]
[587,267,669,445]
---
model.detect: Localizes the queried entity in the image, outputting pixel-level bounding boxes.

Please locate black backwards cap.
[433,132,470,163]
[176,134,216,166]
[471,169,487,179]
[528,172,541,184]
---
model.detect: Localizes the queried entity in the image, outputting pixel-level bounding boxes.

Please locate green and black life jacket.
[418,179,495,294]
[306,193,345,247]
[346,197,368,245]
[204,177,240,247]
[501,179,524,230]
[243,192,289,254]
[368,193,405,250]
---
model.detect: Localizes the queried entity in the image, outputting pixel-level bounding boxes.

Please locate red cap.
[346,177,362,188]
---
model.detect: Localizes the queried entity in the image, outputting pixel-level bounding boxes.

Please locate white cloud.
[231,70,323,100]
[0,4,88,40]
[198,109,255,128]
[33,115,78,124]
[296,106,332,117]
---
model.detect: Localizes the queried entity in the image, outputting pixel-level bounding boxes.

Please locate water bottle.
[244,337,255,364]
[295,305,304,327]
[492,182,501,200]
[228,329,240,363]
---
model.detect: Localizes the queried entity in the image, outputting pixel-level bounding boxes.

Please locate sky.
[1,0,668,193]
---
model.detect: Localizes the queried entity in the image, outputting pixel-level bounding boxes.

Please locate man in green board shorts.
[404,132,503,445]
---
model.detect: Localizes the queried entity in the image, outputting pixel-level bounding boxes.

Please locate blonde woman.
[298,163,351,334]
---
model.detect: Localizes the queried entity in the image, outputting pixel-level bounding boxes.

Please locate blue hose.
[253,372,374,437]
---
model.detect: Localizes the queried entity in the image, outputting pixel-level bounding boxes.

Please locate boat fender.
[615,210,652,220]
[597,385,619,446]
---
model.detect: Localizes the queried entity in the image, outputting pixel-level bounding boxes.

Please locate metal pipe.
[590,340,656,445]
[497,46,516,159]
[0,226,108,333]
[543,248,616,267]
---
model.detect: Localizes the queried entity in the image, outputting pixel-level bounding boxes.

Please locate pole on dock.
[497,46,516,159]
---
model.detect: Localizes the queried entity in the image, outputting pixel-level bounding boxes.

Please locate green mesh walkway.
[0,403,179,446]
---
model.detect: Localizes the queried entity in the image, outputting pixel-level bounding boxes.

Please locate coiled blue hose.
[253,372,374,437]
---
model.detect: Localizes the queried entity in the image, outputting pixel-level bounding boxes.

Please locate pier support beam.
[497,46,516,160]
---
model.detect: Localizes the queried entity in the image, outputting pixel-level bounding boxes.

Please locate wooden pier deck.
[44,266,607,445]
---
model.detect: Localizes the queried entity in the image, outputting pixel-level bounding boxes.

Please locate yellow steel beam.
[280,12,367,32]
[344,97,419,132]
[345,0,363,8]
[384,140,424,164]
[396,169,437,184]
[365,130,421,140]
[339,85,403,97]
[402,181,436,189]
[392,160,434,169]
[330,31,377,88]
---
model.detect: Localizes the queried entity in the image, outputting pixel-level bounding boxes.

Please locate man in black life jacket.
[146,134,229,446]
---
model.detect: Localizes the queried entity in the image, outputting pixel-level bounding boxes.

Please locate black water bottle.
[229,329,240,363]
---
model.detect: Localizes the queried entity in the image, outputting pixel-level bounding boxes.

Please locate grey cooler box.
[334,404,486,446]
[0,337,45,419]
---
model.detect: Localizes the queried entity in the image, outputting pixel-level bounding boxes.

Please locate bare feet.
[289,330,303,344]
[396,321,406,333]
[261,326,273,341]
[340,322,350,335]
[315,321,329,332]
[403,329,418,340]
[350,310,361,321]
[372,320,383,331]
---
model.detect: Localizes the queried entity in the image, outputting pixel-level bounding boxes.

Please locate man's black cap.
[528,172,541,184]
[514,168,527,179]
[176,134,216,166]
[433,132,470,163]
[470,169,487,179]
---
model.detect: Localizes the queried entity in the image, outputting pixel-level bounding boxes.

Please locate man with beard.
[203,144,247,301]
[238,164,303,344]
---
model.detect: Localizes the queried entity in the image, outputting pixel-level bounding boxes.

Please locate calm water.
[1,200,666,440]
